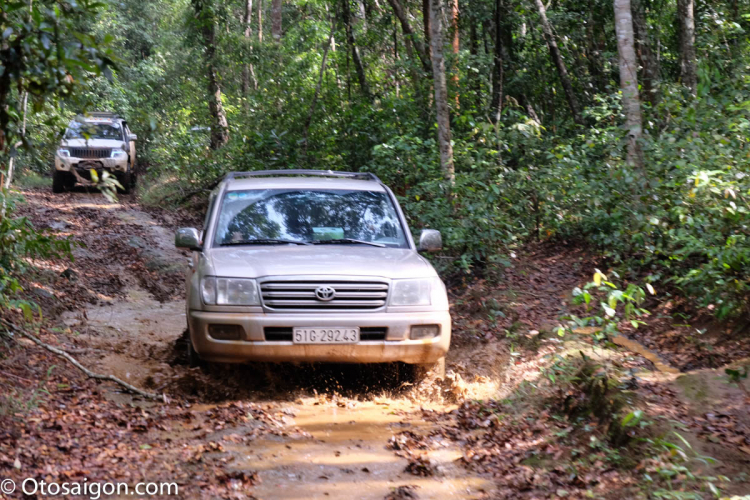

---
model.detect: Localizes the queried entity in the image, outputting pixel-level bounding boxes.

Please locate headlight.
[390,278,433,306]
[57,148,70,158]
[201,277,260,305]
[110,149,127,159]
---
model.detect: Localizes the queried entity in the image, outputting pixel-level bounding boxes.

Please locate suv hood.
[61,138,127,149]
[207,246,436,279]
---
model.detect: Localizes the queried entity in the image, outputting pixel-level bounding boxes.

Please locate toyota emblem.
[315,286,336,301]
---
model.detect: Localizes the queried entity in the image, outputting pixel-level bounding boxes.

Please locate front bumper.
[55,156,128,173]
[188,310,451,364]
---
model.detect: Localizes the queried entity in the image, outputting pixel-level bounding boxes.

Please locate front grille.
[263,327,388,341]
[70,148,112,159]
[260,280,389,310]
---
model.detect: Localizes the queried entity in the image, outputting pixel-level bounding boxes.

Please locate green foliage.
[0,191,76,314]
[4,0,750,318]
[557,270,651,342]
[644,432,728,499]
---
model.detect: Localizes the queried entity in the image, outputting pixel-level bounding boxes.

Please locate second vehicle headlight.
[201,277,259,305]
[110,149,127,159]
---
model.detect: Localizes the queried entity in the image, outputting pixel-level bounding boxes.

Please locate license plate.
[293,327,360,344]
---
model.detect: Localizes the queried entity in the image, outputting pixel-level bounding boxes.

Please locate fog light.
[208,324,243,340]
[410,325,439,340]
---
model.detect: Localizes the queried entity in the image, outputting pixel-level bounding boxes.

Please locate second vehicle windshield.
[65,122,123,140]
[212,189,409,248]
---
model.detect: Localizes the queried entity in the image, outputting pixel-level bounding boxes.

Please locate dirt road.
[8,188,749,499]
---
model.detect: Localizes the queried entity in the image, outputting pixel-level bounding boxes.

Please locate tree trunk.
[429,0,455,183]
[677,0,696,93]
[489,0,504,123]
[387,0,431,72]
[614,0,644,170]
[632,0,658,105]
[193,0,229,150]
[468,10,480,108]
[303,21,336,158]
[533,0,583,125]
[241,0,258,95]
[342,0,372,99]
[4,90,27,188]
[423,0,431,53]
[450,0,459,106]
[271,0,282,42]
[585,0,607,91]
[258,0,263,43]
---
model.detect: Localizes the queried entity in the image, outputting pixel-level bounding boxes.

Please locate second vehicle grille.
[70,148,112,159]
[260,280,389,310]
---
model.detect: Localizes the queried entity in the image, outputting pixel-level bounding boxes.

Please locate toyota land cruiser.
[175,170,451,378]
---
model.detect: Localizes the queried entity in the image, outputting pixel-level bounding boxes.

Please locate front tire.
[116,171,132,194]
[187,336,203,368]
[52,170,74,193]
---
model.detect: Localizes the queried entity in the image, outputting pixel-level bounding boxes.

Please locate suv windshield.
[65,122,123,140]
[213,189,409,248]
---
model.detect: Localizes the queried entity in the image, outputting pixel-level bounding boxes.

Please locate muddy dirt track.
[4,188,750,499]
[12,188,508,499]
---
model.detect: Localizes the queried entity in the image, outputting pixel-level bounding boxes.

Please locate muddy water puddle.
[225,400,494,500]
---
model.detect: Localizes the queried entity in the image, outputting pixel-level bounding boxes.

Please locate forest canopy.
[2,0,750,318]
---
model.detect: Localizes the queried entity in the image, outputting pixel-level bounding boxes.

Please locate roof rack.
[223,170,382,183]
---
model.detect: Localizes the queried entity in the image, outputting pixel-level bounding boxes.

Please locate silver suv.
[53,112,137,193]
[175,170,450,377]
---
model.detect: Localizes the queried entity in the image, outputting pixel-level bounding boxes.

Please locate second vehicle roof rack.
[223,170,382,183]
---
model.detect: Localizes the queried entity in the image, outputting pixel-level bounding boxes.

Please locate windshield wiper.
[222,238,312,246]
[312,238,386,248]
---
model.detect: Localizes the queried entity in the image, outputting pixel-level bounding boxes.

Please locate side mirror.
[128,133,138,141]
[175,228,202,250]
[417,229,442,252]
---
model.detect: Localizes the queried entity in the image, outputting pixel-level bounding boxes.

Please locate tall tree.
[271,0,282,42]
[242,0,258,95]
[468,9,481,108]
[387,0,431,72]
[585,0,607,91]
[258,0,263,43]
[303,20,336,156]
[429,0,455,183]
[677,0,697,92]
[450,0,459,105]
[489,0,505,123]
[632,0,659,105]
[614,0,644,169]
[422,0,431,52]
[342,0,372,99]
[192,0,229,149]
[533,0,583,125]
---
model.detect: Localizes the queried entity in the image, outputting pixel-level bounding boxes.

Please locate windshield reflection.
[65,122,123,140]
[213,189,408,248]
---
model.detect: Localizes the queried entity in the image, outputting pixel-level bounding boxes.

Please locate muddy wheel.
[187,338,204,368]
[408,357,446,383]
[116,171,132,194]
[52,170,74,193]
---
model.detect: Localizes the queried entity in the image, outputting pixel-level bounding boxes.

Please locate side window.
[121,121,129,140]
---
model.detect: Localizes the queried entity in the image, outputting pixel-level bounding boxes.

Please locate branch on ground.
[1,318,162,401]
